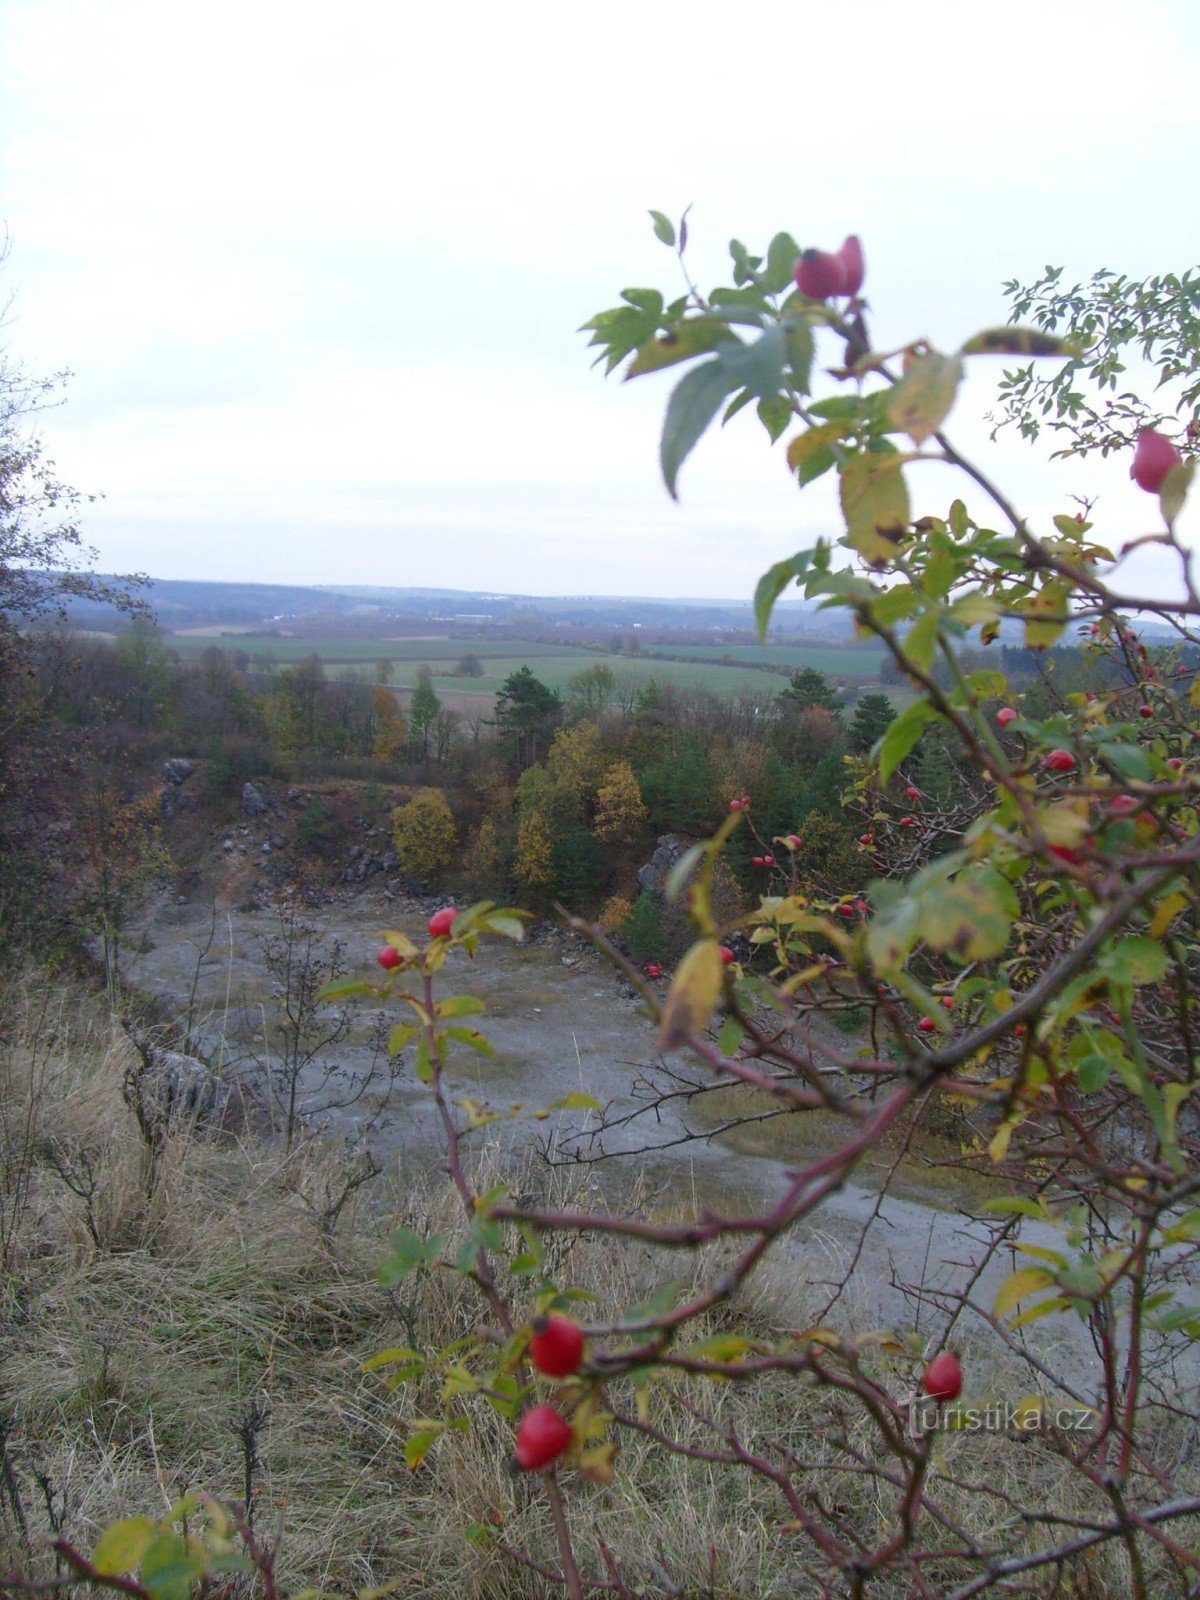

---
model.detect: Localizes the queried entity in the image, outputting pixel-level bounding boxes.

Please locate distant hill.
[64,577,848,637]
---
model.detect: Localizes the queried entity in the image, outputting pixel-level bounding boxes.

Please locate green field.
[642,642,886,677]
[165,632,894,702]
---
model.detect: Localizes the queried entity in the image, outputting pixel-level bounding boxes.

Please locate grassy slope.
[0,977,1129,1596]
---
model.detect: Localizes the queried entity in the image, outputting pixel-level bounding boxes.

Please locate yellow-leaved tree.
[391,788,456,880]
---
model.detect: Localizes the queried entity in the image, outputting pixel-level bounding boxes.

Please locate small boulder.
[241,781,269,816]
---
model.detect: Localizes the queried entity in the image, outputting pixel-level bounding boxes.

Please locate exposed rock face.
[636,834,694,893]
[241,781,269,815]
[159,785,190,817]
[162,758,194,785]
[122,1036,252,1135]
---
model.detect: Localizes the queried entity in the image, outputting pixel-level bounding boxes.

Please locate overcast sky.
[0,0,1197,600]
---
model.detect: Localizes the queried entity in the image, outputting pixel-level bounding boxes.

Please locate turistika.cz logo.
[909,1396,1096,1438]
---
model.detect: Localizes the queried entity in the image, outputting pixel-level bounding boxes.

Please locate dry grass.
[0,976,1183,1596]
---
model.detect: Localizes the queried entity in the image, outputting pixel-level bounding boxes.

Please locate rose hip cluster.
[793,235,864,302]
[514,1315,586,1470]
[512,1313,962,1470]
[377,905,459,969]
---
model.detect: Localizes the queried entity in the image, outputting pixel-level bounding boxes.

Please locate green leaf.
[878,699,937,784]
[1103,936,1169,987]
[717,1014,745,1055]
[961,327,1083,357]
[754,555,804,641]
[1098,742,1153,780]
[866,896,920,977]
[719,324,787,400]
[902,610,941,675]
[442,1025,494,1056]
[379,1227,442,1284]
[648,209,675,247]
[887,350,963,444]
[1160,457,1196,530]
[665,842,705,900]
[762,231,801,294]
[983,1196,1048,1220]
[139,1532,205,1600]
[93,1517,157,1576]
[917,868,1018,964]
[437,994,486,1018]
[660,359,737,498]
[414,1033,434,1084]
[362,1346,424,1372]
[658,939,724,1052]
[838,451,911,563]
[783,315,814,393]
[547,1091,603,1111]
[405,1427,442,1470]
[388,1021,417,1056]
[757,395,792,443]
[317,979,377,1001]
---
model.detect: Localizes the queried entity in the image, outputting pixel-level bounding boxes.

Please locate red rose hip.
[427,906,457,938]
[1045,749,1076,773]
[514,1405,572,1471]
[718,945,735,965]
[1130,428,1181,493]
[794,248,848,301]
[377,945,402,970]
[923,1350,962,1401]
[996,707,1018,727]
[836,234,865,297]
[528,1315,585,1378]
[918,1016,937,1033]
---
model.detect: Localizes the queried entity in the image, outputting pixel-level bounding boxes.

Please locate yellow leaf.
[1150,892,1188,940]
[887,349,963,444]
[658,939,724,1052]
[988,1119,1018,1163]
[993,1267,1054,1318]
[1038,804,1092,846]
[787,420,850,471]
[576,1442,618,1484]
[92,1518,157,1576]
[838,452,911,564]
[1010,1296,1070,1330]
[1012,1394,1045,1426]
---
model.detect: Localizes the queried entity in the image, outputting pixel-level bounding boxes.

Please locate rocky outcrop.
[241,781,269,815]
[162,758,194,785]
[122,1028,254,1136]
[636,834,696,893]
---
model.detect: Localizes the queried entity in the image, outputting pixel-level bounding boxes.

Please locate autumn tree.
[593,759,647,844]
[370,684,405,763]
[391,787,456,881]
